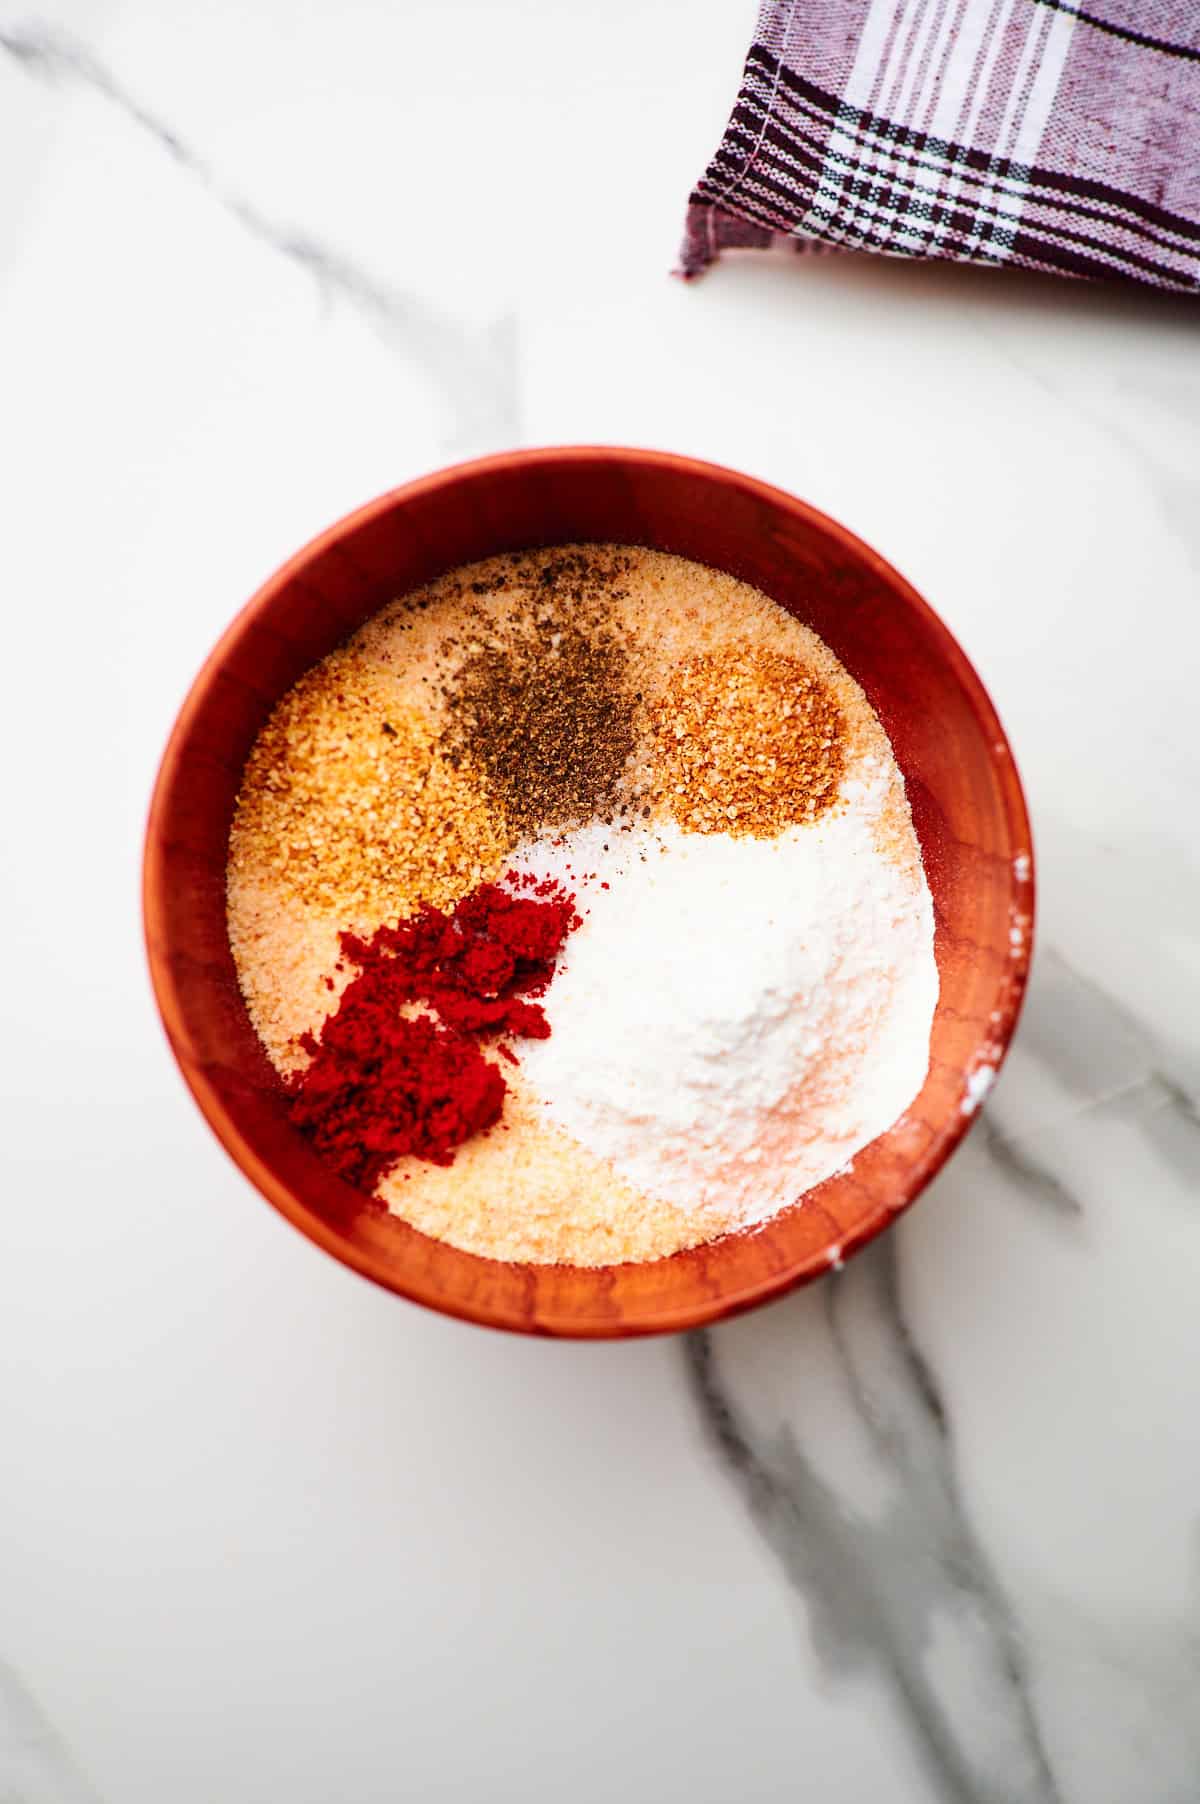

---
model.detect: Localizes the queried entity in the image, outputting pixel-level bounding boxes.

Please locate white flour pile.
[511,761,937,1226]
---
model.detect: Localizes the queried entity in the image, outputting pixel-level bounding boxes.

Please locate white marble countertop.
[3,3,1199,1800]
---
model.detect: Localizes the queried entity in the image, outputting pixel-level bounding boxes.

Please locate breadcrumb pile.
[228,652,509,922]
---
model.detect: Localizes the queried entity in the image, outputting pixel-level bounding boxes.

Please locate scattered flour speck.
[961,1064,997,1115]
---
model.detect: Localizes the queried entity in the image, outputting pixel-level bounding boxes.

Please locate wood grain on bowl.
[143,448,1033,1338]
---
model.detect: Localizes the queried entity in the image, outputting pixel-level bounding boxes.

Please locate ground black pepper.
[440,550,639,836]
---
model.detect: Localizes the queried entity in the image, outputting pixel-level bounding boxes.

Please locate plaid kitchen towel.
[680,0,1200,292]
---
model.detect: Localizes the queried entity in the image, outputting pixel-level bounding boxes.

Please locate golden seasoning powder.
[650,646,847,837]
[228,648,510,923]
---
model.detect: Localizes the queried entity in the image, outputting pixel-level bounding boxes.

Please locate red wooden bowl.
[144,447,1033,1337]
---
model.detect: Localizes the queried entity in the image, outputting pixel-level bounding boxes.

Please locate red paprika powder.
[287,878,580,1189]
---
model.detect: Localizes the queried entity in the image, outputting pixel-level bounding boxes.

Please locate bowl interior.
[144,448,1032,1336]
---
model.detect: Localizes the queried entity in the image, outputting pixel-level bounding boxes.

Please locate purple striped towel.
[681,1,1200,293]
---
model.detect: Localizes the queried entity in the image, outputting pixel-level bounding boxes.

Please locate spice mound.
[227,544,938,1266]
[229,656,508,922]
[651,648,846,836]
[287,879,579,1186]
[443,550,638,835]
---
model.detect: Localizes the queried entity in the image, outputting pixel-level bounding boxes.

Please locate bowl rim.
[143,444,1034,1337]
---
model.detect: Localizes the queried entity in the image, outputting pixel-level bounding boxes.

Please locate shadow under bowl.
[144,447,1033,1337]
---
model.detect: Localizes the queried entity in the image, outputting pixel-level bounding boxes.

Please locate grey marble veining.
[688,1240,1061,1804]
[0,1662,103,1804]
[975,1116,1083,1219]
[965,945,1200,1223]
[0,19,518,444]
[992,948,1200,1197]
[1022,952,1197,1114]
